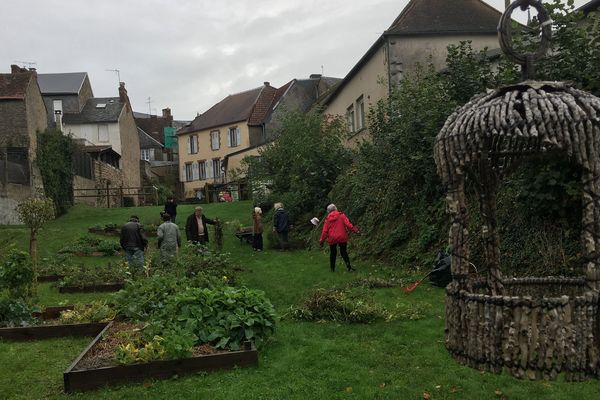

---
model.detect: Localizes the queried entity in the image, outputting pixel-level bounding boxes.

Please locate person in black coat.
[185,206,216,244]
[164,196,178,224]
[272,202,290,250]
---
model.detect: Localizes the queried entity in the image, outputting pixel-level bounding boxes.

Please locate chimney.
[11,64,27,74]
[118,82,128,103]
[263,81,270,86]
[309,74,322,79]
[162,108,173,123]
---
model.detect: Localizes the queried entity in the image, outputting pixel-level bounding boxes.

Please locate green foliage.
[0,296,39,328]
[0,248,34,299]
[58,234,120,256]
[114,326,198,365]
[244,110,352,222]
[58,301,116,324]
[290,288,393,323]
[37,254,72,276]
[60,262,129,287]
[15,196,55,234]
[36,129,75,215]
[144,286,277,350]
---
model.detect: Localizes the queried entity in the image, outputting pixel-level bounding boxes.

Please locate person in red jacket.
[319,204,359,272]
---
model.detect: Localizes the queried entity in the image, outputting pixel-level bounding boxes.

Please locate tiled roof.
[135,115,169,144]
[0,73,32,100]
[63,97,124,124]
[578,0,600,14]
[37,72,87,94]
[179,86,264,134]
[386,0,502,35]
[248,85,279,126]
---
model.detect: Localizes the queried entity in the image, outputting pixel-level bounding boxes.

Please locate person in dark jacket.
[120,215,148,274]
[319,204,359,272]
[185,206,216,244]
[164,196,178,224]
[273,202,290,250]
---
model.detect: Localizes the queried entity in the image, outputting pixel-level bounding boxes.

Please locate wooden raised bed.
[33,305,74,320]
[88,227,120,237]
[37,274,65,282]
[59,283,124,293]
[73,251,119,257]
[64,322,259,392]
[0,321,108,341]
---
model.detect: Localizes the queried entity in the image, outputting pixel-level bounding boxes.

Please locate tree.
[15,196,55,280]
[244,110,351,221]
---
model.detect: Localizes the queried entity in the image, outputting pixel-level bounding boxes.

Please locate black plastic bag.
[429,251,452,288]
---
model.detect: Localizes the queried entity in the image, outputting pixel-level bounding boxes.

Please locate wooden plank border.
[0,322,108,341]
[59,283,124,293]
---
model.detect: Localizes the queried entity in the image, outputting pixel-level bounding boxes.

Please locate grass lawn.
[1,201,599,399]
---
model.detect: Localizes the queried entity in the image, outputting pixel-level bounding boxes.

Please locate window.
[346,105,355,133]
[228,127,240,147]
[185,163,194,182]
[210,131,220,150]
[356,96,365,130]
[187,135,198,154]
[98,124,109,142]
[52,100,63,122]
[212,158,222,177]
[141,149,152,161]
[198,161,207,180]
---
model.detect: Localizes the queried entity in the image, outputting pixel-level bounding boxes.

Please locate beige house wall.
[324,44,389,147]
[388,34,499,81]
[226,147,261,179]
[178,121,251,198]
[65,122,122,154]
[118,106,142,189]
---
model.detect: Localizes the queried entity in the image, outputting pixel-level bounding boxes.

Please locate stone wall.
[118,104,141,190]
[72,175,96,206]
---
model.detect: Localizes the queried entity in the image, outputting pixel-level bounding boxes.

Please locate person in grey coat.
[157,212,181,262]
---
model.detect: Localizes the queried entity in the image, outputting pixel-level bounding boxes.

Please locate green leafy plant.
[58,234,120,256]
[0,296,39,328]
[15,196,55,276]
[58,301,116,324]
[0,248,34,299]
[290,288,393,324]
[37,254,72,276]
[60,262,128,288]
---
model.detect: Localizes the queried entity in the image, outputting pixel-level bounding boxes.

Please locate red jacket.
[319,211,358,245]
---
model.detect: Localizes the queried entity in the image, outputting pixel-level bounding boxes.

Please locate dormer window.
[96,103,107,109]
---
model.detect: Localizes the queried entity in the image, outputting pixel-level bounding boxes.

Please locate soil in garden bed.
[74,321,225,370]
[59,283,125,293]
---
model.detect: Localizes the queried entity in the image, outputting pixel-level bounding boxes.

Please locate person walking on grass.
[120,215,148,275]
[157,212,180,262]
[185,206,216,245]
[252,206,264,251]
[273,202,290,250]
[319,204,359,272]
[163,195,178,224]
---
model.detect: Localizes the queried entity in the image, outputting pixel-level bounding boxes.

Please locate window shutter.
[218,132,221,149]
[194,135,199,153]
[181,165,186,182]
[187,136,192,154]
[236,127,241,147]
[207,160,213,179]
[227,130,231,147]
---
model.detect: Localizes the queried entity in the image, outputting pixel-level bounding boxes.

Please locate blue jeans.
[124,247,144,274]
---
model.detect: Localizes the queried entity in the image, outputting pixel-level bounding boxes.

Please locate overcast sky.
[1,0,589,120]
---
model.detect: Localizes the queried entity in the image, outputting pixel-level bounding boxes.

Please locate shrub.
[58,235,120,256]
[0,248,34,299]
[0,296,39,328]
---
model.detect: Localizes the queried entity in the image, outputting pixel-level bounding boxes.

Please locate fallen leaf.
[435,385,441,390]
[495,389,503,397]
[379,383,386,389]
[423,391,431,400]
[449,386,460,393]
[345,387,353,394]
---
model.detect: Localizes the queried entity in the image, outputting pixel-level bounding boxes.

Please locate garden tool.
[402,266,445,293]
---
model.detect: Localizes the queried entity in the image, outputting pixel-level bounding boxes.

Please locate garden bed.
[63,321,259,392]
[59,283,124,293]
[37,274,64,282]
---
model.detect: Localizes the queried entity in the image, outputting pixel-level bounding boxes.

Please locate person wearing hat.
[163,195,178,224]
[119,215,148,274]
[252,206,264,251]
[157,212,181,262]
[319,204,359,272]
[185,206,216,245]
[273,202,290,250]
